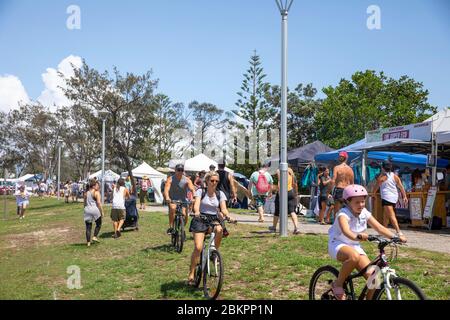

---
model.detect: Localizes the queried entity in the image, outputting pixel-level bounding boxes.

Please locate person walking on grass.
[372,161,408,237]
[139,176,152,210]
[270,166,301,234]
[84,180,104,247]
[111,178,130,239]
[248,163,273,223]
[317,166,333,225]
[331,151,354,215]
[15,185,30,220]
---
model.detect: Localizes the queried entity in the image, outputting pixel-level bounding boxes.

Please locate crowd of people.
[15,153,439,299]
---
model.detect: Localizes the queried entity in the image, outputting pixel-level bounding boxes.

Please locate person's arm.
[368,216,406,242]
[193,192,201,217]
[229,174,237,201]
[248,175,254,194]
[187,178,196,194]
[124,188,130,200]
[84,191,87,207]
[338,215,365,241]
[372,175,384,195]
[394,175,408,204]
[95,191,104,216]
[164,177,172,201]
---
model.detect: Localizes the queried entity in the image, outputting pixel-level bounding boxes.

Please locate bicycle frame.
[345,245,398,300]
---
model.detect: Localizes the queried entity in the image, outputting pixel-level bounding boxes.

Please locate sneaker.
[268,226,276,233]
[293,229,301,235]
[167,227,174,235]
[87,242,91,247]
[92,237,100,243]
[116,230,121,238]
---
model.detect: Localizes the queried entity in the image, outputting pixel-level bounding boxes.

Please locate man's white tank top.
[112,186,126,209]
[380,172,398,204]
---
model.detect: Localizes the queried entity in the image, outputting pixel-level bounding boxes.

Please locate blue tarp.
[315,150,449,169]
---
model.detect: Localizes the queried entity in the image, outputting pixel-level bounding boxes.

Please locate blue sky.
[0,0,449,112]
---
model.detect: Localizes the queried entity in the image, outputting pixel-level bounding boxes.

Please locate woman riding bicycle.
[328,184,407,300]
[187,171,234,286]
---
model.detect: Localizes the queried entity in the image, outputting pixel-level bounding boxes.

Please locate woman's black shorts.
[381,199,397,207]
[318,196,328,210]
[274,190,298,217]
[189,214,221,233]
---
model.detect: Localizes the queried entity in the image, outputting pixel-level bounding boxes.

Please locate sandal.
[293,229,301,235]
[331,281,346,300]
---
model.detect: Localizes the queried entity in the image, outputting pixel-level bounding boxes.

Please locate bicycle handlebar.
[368,235,402,244]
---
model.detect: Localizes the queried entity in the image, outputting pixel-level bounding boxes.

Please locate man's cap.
[338,151,349,160]
[209,164,216,170]
[175,164,184,170]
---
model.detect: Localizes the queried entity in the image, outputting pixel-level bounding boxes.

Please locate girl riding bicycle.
[328,184,407,300]
[187,171,234,286]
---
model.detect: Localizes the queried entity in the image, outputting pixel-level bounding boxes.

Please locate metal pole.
[101,119,106,205]
[432,132,437,186]
[57,143,61,201]
[3,168,7,220]
[279,8,289,237]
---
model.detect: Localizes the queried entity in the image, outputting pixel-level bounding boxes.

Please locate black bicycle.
[193,215,236,300]
[309,235,427,300]
[170,200,189,253]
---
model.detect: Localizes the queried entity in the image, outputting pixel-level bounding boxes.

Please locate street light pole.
[101,118,106,205]
[57,141,62,201]
[276,0,293,237]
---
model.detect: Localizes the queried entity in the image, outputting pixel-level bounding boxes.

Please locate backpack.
[255,171,270,194]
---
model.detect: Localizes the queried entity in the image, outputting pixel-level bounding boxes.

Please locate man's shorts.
[333,188,345,203]
[111,209,125,221]
[254,195,267,208]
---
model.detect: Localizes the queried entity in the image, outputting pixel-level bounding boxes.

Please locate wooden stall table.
[369,190,449,228]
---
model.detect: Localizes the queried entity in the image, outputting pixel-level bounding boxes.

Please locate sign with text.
[423,187,438,219]
[409,197,422,220]
[366,121,431,143]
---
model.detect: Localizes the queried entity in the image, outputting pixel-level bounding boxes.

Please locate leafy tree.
[188,101,223,154]
[264,83,322,149]
[63,62,158,182]
[149,94,187,167]
[315,70,437,149]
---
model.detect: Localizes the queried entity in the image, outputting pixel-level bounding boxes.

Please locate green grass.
[0,197,449,300]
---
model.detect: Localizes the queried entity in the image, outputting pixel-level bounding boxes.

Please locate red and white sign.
[366,121,432,143]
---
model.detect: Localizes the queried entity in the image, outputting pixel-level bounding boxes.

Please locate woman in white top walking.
[373,161,408,236]
[111,178,130,238]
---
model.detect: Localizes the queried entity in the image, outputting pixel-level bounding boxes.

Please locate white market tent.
[122,162,166,204]
[89,169,120,182]
[170,153,234,174]
[426,108,450,145]
[18,174,37,182]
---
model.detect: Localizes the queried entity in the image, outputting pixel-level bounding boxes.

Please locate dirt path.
[143,205,450,255]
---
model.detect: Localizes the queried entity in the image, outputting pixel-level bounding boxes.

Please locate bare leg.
[356,255,375,300]
[290,212,299,231]
[168,204,176,228]
[189,232,205,280]
[118,219,125,231]
[318,201,327,223]
[325,205,333,223]
[385,205,401,234]
[272,216,279,229]
[336,246,361,289]
[257,206,265,222]
[214,225,223,249]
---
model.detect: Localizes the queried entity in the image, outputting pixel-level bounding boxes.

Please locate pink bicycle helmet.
[343,184,368,200]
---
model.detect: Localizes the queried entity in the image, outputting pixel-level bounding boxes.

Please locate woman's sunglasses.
[209,179,219,183]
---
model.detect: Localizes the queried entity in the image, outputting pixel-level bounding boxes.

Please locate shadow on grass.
[160,280,200,298]
[99,232,115,239]
[142,244,174,253]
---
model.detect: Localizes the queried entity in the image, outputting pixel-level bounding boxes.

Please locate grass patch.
[0,197,448,300]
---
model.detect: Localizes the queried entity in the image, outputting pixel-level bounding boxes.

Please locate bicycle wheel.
[309,265,340,300]
[203,249,224,300]
[171,216,178,247]
[373,277,426,300]
[175,216,185,253]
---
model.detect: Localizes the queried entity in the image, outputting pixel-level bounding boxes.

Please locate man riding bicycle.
[164,164,196,235]
[187,171,234,286]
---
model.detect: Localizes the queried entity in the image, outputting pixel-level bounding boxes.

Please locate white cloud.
[0,75,30,113]
[37,55,83,110]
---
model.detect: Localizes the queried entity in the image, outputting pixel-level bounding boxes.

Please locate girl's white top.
[328,206,372,245]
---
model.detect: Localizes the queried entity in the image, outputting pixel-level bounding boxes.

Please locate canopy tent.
[427,108,450,145]
[122,162,166,204]
[170,154,233,173]
[315,150,448,169]
[270,141,334,167]
[18,174,38,182]
[89,169,120,182]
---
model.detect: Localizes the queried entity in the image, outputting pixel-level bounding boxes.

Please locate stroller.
[122,195,139,231]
